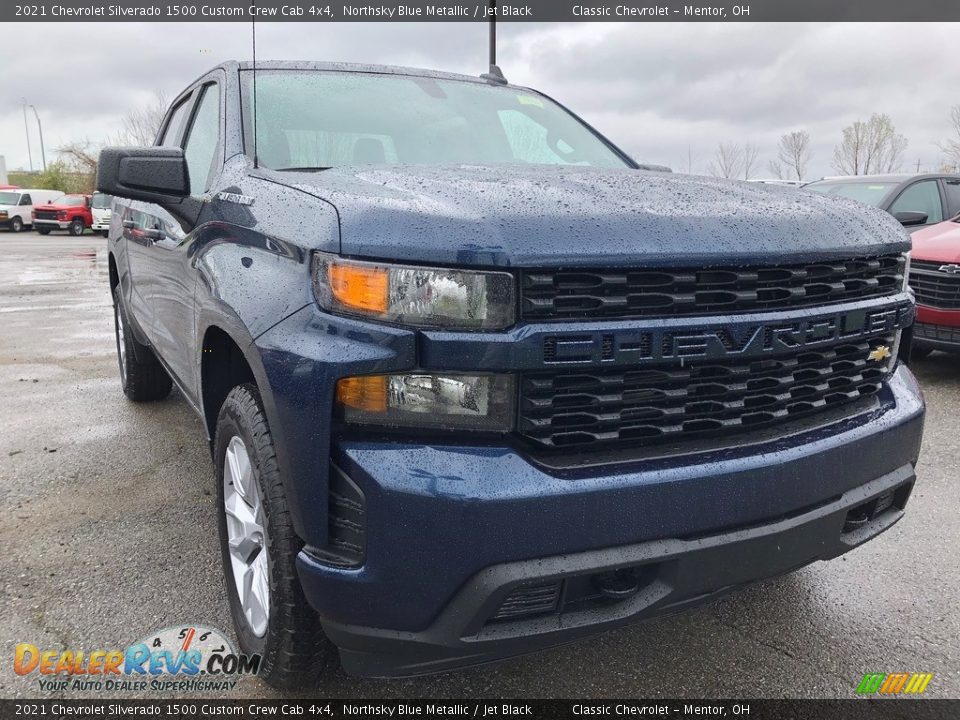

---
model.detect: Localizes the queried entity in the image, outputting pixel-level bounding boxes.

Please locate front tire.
[215,384,333,689]
[113,285,172,401]
[68,218,85,236]
[36,227,51,235]
[100,230,109,238]
[10,217,23,232]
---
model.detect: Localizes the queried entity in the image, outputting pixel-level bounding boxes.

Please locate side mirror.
[96,147,189,205]
[894,210,928,227]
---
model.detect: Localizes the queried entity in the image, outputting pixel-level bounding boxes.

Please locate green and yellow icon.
[856,672,933,695]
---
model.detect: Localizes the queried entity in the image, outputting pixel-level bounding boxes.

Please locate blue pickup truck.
[96,61,924,687]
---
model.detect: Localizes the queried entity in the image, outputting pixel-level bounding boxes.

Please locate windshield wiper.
[274,166,332,172]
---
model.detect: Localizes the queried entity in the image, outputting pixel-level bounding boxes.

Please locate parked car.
[749,178,805,187]
[805,174,960,231]
[0,189,62,232]
[97,60,924,687]
[31,193,93,235]
[907,214,960,357]
[91,192,114,237]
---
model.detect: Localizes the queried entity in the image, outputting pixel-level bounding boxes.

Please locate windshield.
[0,192,19,205]
[805,180,899,207]
[54,195,87,207]
[241,70,630,170]
[92,193,112,209]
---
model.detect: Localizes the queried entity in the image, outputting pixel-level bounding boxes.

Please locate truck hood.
[277,165,910,267]
[910,219,960,263]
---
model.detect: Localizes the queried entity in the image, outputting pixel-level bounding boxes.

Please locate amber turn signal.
[335,375,388,413]
[327,263,389,313]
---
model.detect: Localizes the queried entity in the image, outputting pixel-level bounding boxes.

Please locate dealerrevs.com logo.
[14,625,260,693]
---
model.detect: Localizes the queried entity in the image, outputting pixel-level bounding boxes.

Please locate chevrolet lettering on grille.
[542,304,911,366]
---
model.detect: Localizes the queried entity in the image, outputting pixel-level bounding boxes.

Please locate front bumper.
[315,465,914,677]
[914,306,960,351]
[290,364,923,677]
[32,219,70,230]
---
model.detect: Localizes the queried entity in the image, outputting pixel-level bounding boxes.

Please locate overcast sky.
[1,22,958,179]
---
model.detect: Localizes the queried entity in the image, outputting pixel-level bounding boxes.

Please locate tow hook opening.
[843,481,913,534]
[593,567,643,600]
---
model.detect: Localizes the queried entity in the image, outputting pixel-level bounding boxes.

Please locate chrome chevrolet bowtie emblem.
[868,345,892,362]
[938,264,960,274]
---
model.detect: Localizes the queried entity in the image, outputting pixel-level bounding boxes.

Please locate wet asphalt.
[0,232,957,700]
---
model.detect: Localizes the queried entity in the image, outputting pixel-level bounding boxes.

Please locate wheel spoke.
[224,493,262,540]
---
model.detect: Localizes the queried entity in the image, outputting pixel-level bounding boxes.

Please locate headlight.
[312,255,515,330]
[336,373,515,432]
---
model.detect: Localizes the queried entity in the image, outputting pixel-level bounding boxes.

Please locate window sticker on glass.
[518,95,544,108]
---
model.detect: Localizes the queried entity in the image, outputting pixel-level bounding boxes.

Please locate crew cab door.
[122,92,193,342]
[126,79,223,398]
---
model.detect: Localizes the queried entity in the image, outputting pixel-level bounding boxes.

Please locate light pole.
[29,105,46,171]
[21,98,33,172]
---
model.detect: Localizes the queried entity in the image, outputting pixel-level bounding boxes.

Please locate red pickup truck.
[908,214,960,357]
[32,194,93,235]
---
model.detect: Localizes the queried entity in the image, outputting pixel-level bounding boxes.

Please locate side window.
[19,194,31,206]
[158,95,192,147]
[889,180,943,224]
[943,179,960,218]
[182,84,221,196]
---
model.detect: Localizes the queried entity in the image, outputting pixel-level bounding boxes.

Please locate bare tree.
[938,105,960,172]
[114,90,169,146]
[832,113,907,175]
[742,143,760,180]
[776,130,812,180]
[767,159,786,179]
[707,142,745,179]
[57,140,99,175]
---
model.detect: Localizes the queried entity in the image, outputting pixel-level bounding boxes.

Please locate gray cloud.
[1,22,957,179]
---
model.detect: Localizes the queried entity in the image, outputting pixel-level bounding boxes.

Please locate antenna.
[480,0,507,84]
[251,3,259,168]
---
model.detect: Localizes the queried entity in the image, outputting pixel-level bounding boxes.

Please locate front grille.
[34,210,58,221]
[518,335,895,451]
[490,582,561,622]
[522,255,905,321]
[909,260,960,309]
[914,322,960,346]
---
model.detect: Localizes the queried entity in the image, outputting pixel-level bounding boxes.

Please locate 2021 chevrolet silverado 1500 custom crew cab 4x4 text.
[97,61,925,688]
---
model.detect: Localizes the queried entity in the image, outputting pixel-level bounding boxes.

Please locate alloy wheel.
[223,436,270,637]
